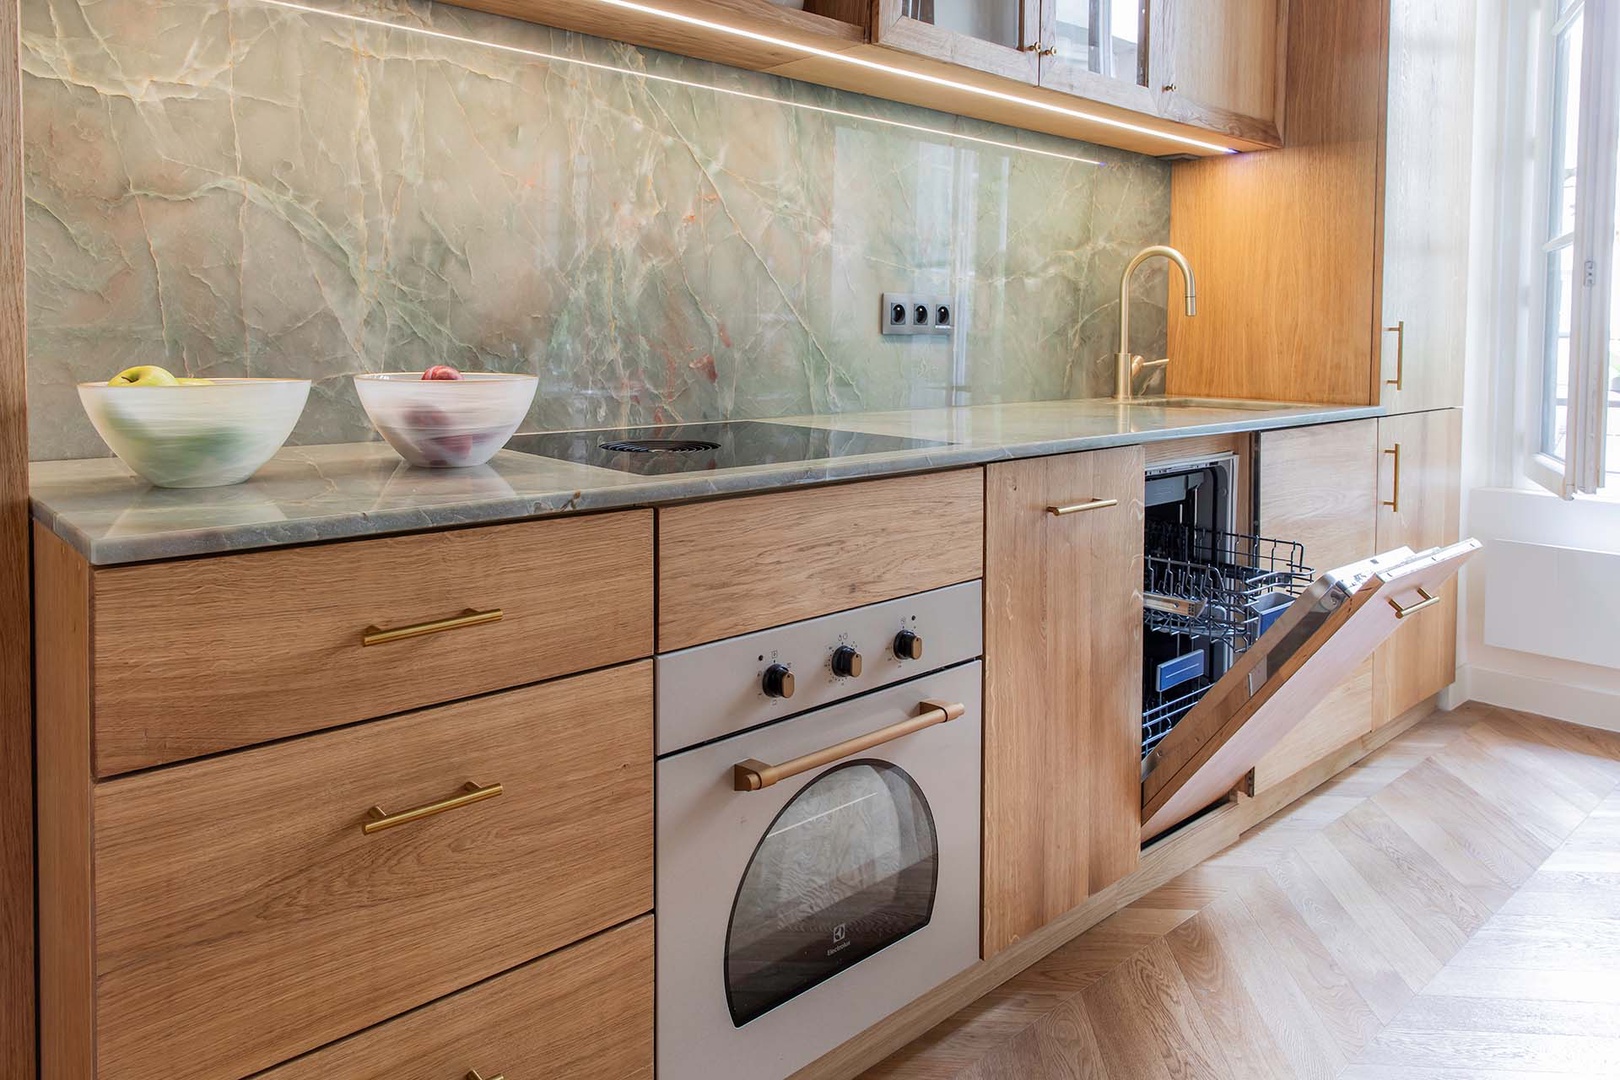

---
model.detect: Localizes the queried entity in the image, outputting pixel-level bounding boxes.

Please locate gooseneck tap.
[1117,245,1197,401]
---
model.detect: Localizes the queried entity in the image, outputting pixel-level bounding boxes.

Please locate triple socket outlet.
[881,293,955,336]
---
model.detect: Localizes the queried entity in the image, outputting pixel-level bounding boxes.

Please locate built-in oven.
[656,583,983,1080]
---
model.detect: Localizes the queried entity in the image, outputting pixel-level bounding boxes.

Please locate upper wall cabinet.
[441,0,1284,156]
[1166,0,1478,411]
[870,0,1285,146]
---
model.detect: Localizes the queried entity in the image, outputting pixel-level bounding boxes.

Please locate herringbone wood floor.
[863,704,1620,1079]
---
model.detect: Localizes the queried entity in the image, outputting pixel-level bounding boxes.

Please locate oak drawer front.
[92,511,653,774]
[657,469,985,650]
[258,916,654,1080]
[92,663,653,1080]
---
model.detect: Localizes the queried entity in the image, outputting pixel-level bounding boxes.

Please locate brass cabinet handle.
[1382,444,1402,512]
[466,1072,505,1080]
[1039,46,1058,56]
[1388,586,1441,619]
[363,781,504,834]
[1385,320,1405,390]
[1047,497,1119,516]
[733,699,966,792]
[361,607,502,647]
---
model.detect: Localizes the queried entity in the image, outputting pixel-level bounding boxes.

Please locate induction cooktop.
[507,421,950,476]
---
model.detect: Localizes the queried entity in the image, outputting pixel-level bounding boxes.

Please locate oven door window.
[724,760,939,1027]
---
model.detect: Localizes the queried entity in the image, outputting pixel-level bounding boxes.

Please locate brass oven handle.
[467,1072,505,1080]
[733,699,967,792]
[1385,320,1405,390]
[1388,586,1441,619]
[361,607,503,646]
[1047,497,1119,516]
[363,781,504,834]
[1383,444,1401,512]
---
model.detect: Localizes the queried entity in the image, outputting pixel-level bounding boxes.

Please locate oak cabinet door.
[1251,420,1380,790]
[872,0,1043,83]
[1379,0,1477,412]
[1374,409,1464,725]
[1155,0,1286,144]
[983,445,1144,959]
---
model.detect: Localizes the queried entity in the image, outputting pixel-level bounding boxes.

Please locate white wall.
[1455,0,1620,732]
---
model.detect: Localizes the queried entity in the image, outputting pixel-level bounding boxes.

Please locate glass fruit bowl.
[354,372,537,468]
[78,378,311,488]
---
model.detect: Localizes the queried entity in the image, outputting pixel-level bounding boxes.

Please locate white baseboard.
[1457,663,1620,734]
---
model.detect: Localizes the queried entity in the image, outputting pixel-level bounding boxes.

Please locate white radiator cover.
[1484,539,1620,670]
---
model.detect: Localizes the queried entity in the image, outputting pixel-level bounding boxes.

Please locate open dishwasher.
[1135,453,1480,840]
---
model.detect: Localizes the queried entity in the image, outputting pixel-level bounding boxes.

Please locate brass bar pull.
[466,1072,505,1080]
[363,781,504,835]
[1047,497,1119,516]
[734,699,966,792]
[361,607,502,647]
[1382,444,1402,512]
[1388,586,1441,619]
[1385,320,1405,390]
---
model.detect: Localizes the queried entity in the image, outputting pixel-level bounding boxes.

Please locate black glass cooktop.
[507,421,950,476]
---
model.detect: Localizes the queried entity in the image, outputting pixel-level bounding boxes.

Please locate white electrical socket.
[881,293,955,336]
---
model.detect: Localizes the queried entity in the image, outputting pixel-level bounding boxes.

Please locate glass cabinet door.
[876,0,1043,83]
[724,761,939,1027]
[1048,0,1149,85]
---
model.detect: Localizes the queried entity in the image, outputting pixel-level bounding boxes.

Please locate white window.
[1527,0,1619,497]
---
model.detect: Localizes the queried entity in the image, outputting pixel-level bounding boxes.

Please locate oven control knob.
[831,646,863,679]
[893,630,924,661]
[762,663,795,699]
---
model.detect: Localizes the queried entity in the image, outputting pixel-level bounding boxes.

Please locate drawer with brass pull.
[256,916,653,1080]
[88,510,653,774]
[89,663,653,1080]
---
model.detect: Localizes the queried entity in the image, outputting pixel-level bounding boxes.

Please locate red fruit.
[422,365,463,381]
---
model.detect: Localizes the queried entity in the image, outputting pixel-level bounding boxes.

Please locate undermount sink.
[1130,397,1291,411]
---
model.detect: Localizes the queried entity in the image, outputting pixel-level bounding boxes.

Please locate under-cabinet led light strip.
[252,0,1218,159]
[579,0,1239,155]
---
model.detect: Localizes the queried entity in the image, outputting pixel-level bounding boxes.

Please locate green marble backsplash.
[21,0,1171,461]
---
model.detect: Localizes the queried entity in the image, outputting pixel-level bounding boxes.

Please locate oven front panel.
[657,661,982,1080]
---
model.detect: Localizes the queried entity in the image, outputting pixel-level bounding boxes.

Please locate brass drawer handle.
[361,607,503,646]
[1385,320,1405,390]
[363,781,504,835]
[1388,586,1441,619]
[1047,497,1119,516]
[1382,444,1401,512]
[734,699,966,792]
[467,1072,505,1080]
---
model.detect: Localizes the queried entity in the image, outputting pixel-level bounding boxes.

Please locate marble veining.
[21,0,1171,461]
[30,400,1386,565]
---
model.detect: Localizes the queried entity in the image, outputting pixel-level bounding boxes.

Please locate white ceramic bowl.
[354,372,537,468]
[78,378,311,488]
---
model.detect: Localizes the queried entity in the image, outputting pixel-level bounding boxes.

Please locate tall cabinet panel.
[1374,409,1465,726]
[1378,0,1477,412]
[1252,420,1380,790]
[983,446,1144,959]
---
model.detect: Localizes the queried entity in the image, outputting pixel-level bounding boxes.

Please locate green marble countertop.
[30,398,1382,565]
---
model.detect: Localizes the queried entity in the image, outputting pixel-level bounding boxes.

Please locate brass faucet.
[1117,245,1197,401]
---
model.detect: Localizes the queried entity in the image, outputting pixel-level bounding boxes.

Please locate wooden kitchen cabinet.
[1374,408,1464,726]
[982,445,1144,959]
[1251,419,1379,790]
[1168,0,1477,411]
[869,0,1042,84]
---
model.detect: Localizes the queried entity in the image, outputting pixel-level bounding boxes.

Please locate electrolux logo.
[826,923,850,957]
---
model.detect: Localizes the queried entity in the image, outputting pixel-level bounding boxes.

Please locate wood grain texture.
[1157,0,1286,141]
[1253,420,1379,789]
[1,0,31,1069]
[863,705,1620,1080]
[658,471,983,650]
[1377,0,1476,413]
[1374,409,1463,726]
[1167,0,1387,403]
[258,916,654,1080]
[438,0,1273,156]
[34,525,95,1080]
[91,662,653,1080]
[92,511,653,773]
[983,446,1144,959]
